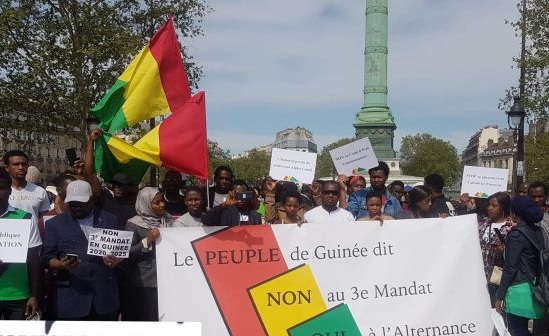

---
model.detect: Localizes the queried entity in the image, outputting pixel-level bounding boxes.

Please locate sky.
[185,0,521,156]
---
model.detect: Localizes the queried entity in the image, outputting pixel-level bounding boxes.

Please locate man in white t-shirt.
[304,181,354,224]
[3,150,50,220]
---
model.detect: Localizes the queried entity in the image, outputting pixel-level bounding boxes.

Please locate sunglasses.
[322,190,339,196]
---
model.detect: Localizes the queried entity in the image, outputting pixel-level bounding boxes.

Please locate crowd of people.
[1,130,549,336]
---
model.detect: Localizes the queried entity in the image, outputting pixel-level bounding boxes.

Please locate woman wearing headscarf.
[124,187,171,321]
[495,196,545,336]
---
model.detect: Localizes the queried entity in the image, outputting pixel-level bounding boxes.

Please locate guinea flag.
[91,16,191,133]
[97,91,209,182]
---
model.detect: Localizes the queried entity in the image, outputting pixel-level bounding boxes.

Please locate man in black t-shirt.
[424,174,454,217]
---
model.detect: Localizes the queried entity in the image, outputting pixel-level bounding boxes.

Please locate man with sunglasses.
[304,181,354,224]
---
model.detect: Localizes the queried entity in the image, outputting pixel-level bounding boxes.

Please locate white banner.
[0,321,200,336]
[0,219,31,263]
[461,165,509,198]
[87,228,133,258]
[329,137,378,176]
[269,148,317,184]
[157,215,492,336]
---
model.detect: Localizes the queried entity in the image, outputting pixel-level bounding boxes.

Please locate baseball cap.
[112,172,132,185]
[404,185,413,192]
[65,180,92,203]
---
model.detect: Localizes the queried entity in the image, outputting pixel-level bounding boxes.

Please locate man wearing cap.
[424,174,455,217]
[42,180,120,320]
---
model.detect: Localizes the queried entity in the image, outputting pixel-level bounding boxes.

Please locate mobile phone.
[493,228,506,244]
[65,148,78,166]
[66,253,79,262]
[236,191,254,201]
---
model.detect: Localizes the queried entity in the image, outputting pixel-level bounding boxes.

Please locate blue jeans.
[0,299,26,320]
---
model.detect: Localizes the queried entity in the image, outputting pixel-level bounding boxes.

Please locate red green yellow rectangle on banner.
[248,264,327,336]
[91,16,190,133]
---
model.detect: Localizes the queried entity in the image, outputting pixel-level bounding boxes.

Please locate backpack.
[515,224,549,306]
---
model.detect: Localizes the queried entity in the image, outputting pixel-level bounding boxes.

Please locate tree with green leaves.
[501,0,549,118]
[399,133,461,185]
[315,138,354,179]
[526,131,549,183]
[231,149,271,185]
[0,0,210,144]
[208,139,231,179]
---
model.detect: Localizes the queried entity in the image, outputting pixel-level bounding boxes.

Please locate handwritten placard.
[269,148,317,183]
[329,138,378,176]
[461,166,509,198]
[87,228,133,258]
[0,219,31,263]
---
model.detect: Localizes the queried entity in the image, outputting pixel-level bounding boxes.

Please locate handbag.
[489,266,503,286]
[505,281,545,319]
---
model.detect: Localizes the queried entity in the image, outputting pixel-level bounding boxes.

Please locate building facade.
[461,125,499,166]
[272,127,317,153]
[0,128,81,183]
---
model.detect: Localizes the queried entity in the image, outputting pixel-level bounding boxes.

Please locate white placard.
[329,137,378,176]
[157,215,493,335]
[0,219,31,263]
[0,321,201,336]
[87,228,133,258]
[269,148,317,183]
[461,165,509,198]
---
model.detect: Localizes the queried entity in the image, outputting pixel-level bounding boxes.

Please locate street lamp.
[85,115,100,131]
[507,96,526,194]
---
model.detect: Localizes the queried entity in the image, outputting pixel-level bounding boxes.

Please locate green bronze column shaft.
[354,0,396,159]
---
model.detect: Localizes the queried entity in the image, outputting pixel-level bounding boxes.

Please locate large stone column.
[353,0,396,159]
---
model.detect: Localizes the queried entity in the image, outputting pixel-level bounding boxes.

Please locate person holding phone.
[202,180,261,226]
[42,180,121,320]
[478,192,514,307]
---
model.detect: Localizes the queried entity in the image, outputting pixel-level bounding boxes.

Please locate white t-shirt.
[174,212,203,227]
[9,182,50,220]
[213,192,227,207]
[2,204,42,248]
[304,206,355,224]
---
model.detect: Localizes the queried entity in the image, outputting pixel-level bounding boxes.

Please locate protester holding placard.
[477,192,513,307]
[395,186,433,219]
[337,174,366,209]
[346,161,401,219]
[496,196,545,335]
[202,180,262,226]
[0,169,41,320]
[125,187,172,321]
[43,180,120,320]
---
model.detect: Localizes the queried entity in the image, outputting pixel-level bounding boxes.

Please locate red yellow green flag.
[91,16,190,133]
[101,91,209,181]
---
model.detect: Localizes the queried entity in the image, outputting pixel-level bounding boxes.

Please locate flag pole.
[206,178,211,210]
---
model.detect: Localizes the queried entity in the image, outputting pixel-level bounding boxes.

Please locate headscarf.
[128,187,169,229]
[511,195,544,224]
